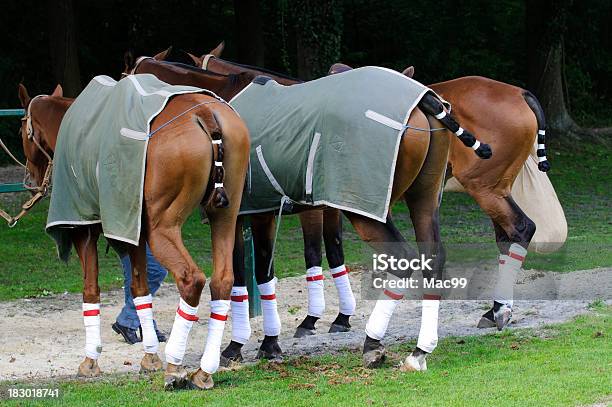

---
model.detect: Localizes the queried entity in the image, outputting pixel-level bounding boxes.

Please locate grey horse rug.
[46,74,219,260]
[230,66,437,222]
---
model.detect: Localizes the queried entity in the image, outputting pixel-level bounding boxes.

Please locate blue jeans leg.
[115,244,168,329]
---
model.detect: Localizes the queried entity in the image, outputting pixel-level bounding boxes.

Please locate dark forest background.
[0,0,611,164]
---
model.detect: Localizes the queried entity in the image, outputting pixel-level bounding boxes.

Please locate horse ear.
[153,46,172,61]
[51,84,63,97]
[18,83,31,108]
[402,66,415,78]
[208,41,225,58]
[328,63,353,75]
[124,50,135,73]
[187,52,201,67]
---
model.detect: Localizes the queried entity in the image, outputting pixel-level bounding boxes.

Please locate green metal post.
[0,109,27,194]
[243,217,262,317]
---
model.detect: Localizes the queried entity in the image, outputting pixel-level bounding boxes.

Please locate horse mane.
[217,59,302,83]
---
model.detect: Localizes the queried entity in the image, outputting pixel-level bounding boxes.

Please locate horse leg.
[189,205,241,390]
[323,208,356,333]
[294,210,325,338]
[220,216,251,367]
[342,212,416,369]
[400,121,450,372]
[126,234,162,374]
[466,190,535,330]
[251,213,283,361]
[147,226,206,390]
[72,226,103,377]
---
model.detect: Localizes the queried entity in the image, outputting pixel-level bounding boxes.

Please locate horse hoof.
[219,352,243,369]
[494,305,512,331]
[140,353,163,374]
[256,348,284,362]
[294,326,316,338]
[257,336,283,362]
[362,347,386,369]
[164,363,188,391]
[477,308,496,328]
[77,357,101,377]
[188,369,214,390]
[328,323,351,333]
[399,354,427,372]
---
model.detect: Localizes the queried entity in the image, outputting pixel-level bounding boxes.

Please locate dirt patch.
[0,267,609,381]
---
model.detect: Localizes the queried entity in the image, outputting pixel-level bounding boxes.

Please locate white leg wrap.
[83,303,102,360]
[330,264,356,316]
[494,243,527,307]
[306,266,325,318]
[230,286,251,344]
[200,300,230,374]
[416,297,440,353]
[134,294,158,354]
[365,281,405,340]
[165,298,198,365]
[258,278,281,336]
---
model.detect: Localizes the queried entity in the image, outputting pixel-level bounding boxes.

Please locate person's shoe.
[153,320,167,342]
[138,321,168,343]
[112,322,141,345]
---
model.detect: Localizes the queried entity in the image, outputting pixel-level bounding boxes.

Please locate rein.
[0,95,53,227]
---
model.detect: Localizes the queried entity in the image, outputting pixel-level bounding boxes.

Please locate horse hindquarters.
[432,78,537,329]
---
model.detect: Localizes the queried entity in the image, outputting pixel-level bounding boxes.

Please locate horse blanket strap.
[230,66,437,222]
[46,74,220,260]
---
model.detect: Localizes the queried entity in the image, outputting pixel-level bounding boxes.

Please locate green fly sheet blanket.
[230,66,437,222]
[46,74,218,260]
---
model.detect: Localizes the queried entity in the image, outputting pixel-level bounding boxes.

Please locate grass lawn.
[0,140,610,301]
[1,304,610,406]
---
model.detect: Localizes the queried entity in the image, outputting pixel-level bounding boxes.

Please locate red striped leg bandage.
[417,295,440,353]
[330,265,356,316]
[365,274,406,340]
[134,294,158,354]
[306,266,325,318]
[200,300,231,374]
[230,286,251,344]
[494,244,527,307]
[165,298,199,365]
[258,278,281,336]
[82,303,102,360]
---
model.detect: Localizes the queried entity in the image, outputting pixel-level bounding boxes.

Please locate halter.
[121,56,154,77]
[201,54,215,70]
[0,95,54,227]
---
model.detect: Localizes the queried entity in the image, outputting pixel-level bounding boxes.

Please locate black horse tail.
[418,93,492,160]
[196,110,230,208]
[522,90,551,172]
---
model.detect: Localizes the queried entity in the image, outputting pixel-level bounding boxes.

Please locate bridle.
[0,95,54,227]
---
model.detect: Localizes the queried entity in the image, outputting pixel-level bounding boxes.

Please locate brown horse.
[17,81,250,390]
[168,44,551,370]
[125,52,491,370]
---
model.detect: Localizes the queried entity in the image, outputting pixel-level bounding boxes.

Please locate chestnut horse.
[125,52,491,371]
[166,43,551,369]
[17,82,250,390]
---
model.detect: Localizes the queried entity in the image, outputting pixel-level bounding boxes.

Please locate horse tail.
[196,109,230,208]
[418,92,493,160]
[522,90,551,172]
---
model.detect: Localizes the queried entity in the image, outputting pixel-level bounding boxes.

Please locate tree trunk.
[234,0,265,66]
[294,1,343,80]
[526,0,609,141]
[48,0,81,97]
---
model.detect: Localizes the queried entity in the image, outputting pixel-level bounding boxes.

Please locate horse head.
[17,83,63,188]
